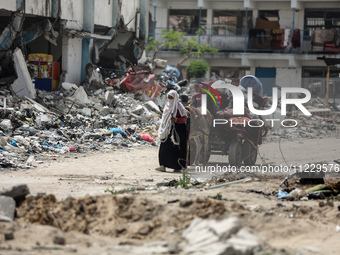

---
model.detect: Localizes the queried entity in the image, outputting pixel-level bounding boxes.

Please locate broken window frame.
[212,10,253,35]
[168,9,207,35]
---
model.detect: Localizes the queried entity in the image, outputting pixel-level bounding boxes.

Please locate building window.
[169,9,207,34]
[212,10,252,35]
[305,9,340,30]
[258,10,279,22]
[302,66,340,98]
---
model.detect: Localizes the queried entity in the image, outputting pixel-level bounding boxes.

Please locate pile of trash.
[0,81,162,170]
[275,182,340,201]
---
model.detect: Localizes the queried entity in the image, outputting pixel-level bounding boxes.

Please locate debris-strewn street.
[1,134,340,254]
[1,0,340,254]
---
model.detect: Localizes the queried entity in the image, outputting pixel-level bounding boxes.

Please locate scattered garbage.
[275,181,340,200]
[274,189,289,199]
[0,77,163,170]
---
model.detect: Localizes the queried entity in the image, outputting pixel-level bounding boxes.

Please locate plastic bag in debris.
[141,134,154,143]
[0,119,12,131]
[274,189,289,199]
[109,128,127,137]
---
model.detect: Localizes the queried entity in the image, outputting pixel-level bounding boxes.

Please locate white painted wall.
[94,0,112,27]
[276,68,300,88]
[155,8,168,28]
[121,0,140,31]
[279,10,293,29]
[206,58,241,67]
[62,36,82,85]
[25,0,50,16]
[255,60,287,68]
[61,0,84,27]
[255,1,291,10]
[303,1,340,8]
[210,2,243,9]
[295,9,304,29]
[0,0,16,11]
[279,9,303,29]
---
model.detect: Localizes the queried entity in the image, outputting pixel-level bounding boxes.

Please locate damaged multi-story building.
[150,0,340,99]
[0,0,149,91]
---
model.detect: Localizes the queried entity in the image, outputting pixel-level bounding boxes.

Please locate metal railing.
[148,27,340,54]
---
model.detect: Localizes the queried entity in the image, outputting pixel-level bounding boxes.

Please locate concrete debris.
[0,215,13,222]
[267,98,339,140]
[0,79,162,170]
[225,228,261,255]
[0,184,30,201]
[70,86,92,106]
[104,90,115,106]
[0,196,15,221]
[269,115,339,140]
[11,48,36,99]
[24,96,51,113]
[144,100,161,114]
[182,217,261,255]
[61,82,78,97]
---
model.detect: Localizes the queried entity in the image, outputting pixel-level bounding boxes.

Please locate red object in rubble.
[141,134,155,143]
[120,66,162,101]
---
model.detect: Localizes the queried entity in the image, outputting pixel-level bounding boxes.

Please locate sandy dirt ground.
[1,137,340,254]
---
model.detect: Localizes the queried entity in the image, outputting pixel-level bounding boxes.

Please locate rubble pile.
[268,98,340,140]
[269,115,339,139]
[0,84,161,170]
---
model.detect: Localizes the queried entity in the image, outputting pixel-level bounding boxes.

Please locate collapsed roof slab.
[11,48,36,99]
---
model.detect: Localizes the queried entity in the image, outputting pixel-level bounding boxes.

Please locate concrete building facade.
[0,0,149,86]
[149,0,340,98]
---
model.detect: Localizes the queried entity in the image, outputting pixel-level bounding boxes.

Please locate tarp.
[239,75,263,96]
[163,65,180,83]
[120,71,162,101]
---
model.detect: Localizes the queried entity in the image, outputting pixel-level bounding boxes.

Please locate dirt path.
[1,137,339,199]
[1,137,340,254]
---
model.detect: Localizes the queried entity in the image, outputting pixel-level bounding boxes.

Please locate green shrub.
[186,59,209,79]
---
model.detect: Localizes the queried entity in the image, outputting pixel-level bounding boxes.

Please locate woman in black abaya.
[156,90,188,172]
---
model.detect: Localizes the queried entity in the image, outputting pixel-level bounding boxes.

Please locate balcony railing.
[148,27,340,54]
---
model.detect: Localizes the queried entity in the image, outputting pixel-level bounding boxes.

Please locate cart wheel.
[229,140,243,167]
[242,141,257,166]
